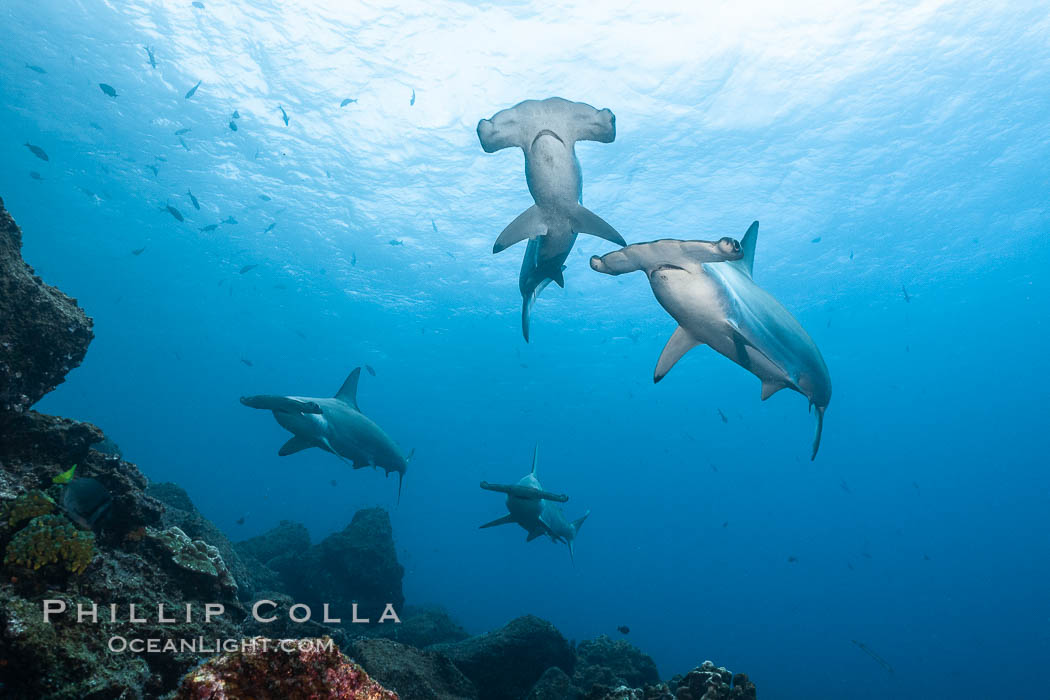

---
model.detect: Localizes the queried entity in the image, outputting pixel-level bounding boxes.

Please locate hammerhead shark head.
[477,97,626,341]
[590,223,832,459]
[480,445,589,560]
[240,368,413,499]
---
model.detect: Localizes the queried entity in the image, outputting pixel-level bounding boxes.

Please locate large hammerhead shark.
[477,97,626,341]
[240,368,413,499]
[590,223,832,459]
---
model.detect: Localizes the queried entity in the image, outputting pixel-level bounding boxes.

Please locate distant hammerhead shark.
[590,223,832,459]
[240,368,413,500]
[477,97,626,341]
[480,445,589,560]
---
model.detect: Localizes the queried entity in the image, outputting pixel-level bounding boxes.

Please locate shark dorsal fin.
[335,368,362,409]
[738,221,759,277]
[531,444,539,475]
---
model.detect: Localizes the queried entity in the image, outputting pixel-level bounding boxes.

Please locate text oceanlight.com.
[108,637,334,654]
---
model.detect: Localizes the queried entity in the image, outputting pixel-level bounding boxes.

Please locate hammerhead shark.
[590,223,832,459]
[477,97,626,341]
[480,445,589,560]
[240,368,413,499]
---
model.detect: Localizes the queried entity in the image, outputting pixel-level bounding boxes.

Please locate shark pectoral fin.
[654,326,701,383]
[570,204,625,246]
[761,380,788,400]
[480,514,515,529]
[494,205,546,253]
[334,368,361,409]
[811,404,826,461]
[278,436,314,456]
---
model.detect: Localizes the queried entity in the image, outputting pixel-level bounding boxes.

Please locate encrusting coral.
[4,488,55,526]
[173,636,399,699]
[4,513,95,574]
[147,525,238,591]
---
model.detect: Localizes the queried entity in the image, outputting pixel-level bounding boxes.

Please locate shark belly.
[524,134,582,212]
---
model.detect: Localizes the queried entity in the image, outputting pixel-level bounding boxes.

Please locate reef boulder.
[268,507,405,627]
[574,635,661,692]
[432,615,575,700]
[0,196,93,421]
[351,637,478,700]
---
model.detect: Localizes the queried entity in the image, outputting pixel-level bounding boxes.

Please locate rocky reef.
[0,196,758,699]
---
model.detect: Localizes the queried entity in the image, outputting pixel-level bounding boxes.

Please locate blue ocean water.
[3,0,1049,697]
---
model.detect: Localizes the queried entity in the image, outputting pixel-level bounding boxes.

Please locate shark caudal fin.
[334,368,361,409]
[811,404,826,461]
[494,205,547,253]
[569,205,625,246]
[567,511,590,563]
[521,274,557,342]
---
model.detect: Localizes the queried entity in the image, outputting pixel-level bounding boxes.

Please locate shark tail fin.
[397,471,403,505]
[568,511,589,564]
[572,510,590,534]
[570,205,625,246]
[811,404,826,461]
[335,368,361,409]
[521,279,554,342]
[531,444,539,474]
[494,205,546,253]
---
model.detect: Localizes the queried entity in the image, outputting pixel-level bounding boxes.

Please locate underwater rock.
[0,196,93,420]
[351,637,478,700]
[574,635,660,691]
[383,604,470,648]
[149,481,253,599]
[270,507,405,627]
[432,615,575,700]
[173,636,398,700]
[234,518,311,563]
[527,666,578,700]
[0,411,164,540]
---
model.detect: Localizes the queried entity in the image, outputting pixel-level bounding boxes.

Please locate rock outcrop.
[0,196,93,420]
[433,615,575,700]
[352,637,478,700]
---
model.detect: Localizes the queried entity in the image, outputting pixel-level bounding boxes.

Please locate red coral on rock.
[174,636,399,700]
